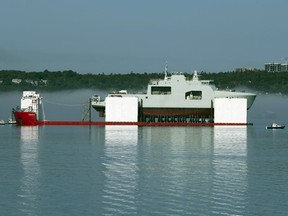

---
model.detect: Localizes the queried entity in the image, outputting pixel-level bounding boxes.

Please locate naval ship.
[91,67,256,119]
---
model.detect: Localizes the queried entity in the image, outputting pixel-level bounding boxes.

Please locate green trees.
[1,69,288,94]
[201,70,288,94]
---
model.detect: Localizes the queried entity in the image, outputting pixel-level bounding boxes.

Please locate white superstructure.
[19,91,44,121]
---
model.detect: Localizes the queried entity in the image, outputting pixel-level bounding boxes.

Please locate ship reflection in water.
[20,126,39,143]
[100,126,249,215]
[19,126,40,215]
[212,126,248,213]
[103,126,138,213]
[16,125,249,215]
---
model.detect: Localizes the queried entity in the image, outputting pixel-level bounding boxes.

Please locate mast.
[193,70,199,81]
[164,61,168,80]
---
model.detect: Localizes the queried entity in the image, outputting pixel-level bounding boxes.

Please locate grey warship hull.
[92,70,256,118]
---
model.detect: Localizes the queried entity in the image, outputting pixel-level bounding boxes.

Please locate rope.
[42,99,85,107]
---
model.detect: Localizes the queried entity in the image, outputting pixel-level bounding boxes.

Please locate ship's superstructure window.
[185,91,202,100]
[151,86,171,95]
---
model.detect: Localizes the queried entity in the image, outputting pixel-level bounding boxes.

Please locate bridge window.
[151,86,171,95]
[185,91,202,100]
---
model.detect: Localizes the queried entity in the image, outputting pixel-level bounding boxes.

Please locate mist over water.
[248,94,288,126]
[0,91,23,119]
[40,89,106,121]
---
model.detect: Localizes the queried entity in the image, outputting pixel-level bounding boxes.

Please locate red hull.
[13,110,249,127]
[13,112,38,126]
[24,120,251,127]
[12,118,251,127]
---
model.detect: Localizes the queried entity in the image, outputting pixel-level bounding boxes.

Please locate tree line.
[1,69,288,94]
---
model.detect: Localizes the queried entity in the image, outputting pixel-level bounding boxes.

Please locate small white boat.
[266,123,285,129]
[8,118,16,124]
[0,120,5,125]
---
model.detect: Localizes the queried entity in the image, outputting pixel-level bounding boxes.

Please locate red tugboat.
[13,91,44,126]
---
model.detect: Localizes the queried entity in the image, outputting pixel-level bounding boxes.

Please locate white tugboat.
[266,123,285,129]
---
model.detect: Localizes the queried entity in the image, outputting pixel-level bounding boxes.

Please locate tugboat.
[8,118,17,124]
[266,123,285,129]
[12,91,44,126]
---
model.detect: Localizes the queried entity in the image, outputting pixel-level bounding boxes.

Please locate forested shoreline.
[1,69,288,94]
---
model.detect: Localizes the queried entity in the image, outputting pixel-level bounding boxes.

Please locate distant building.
[41,79,48,85]
[25,79,38,86]
[235,68,257,72]
[265,63,288,72]
[12,79,22,84]
[25,79,34,85]
[281,64,288,71]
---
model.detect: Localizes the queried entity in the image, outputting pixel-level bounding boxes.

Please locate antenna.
[164,61,168,80]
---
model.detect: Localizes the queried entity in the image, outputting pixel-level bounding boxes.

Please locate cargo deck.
[34,121,252,126]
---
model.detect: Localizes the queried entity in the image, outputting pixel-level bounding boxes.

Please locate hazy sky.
[1,0,287,74]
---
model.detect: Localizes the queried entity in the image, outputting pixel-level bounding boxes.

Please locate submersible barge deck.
[12,84,255,127]
[22,120,252,126]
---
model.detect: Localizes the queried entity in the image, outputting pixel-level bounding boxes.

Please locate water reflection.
[20,126,39,143]
[105,126,138,144]
[135,127,216,214]
[212,126,248,214]
[102,126,138,214]
[213,126,247,156]
[19,126,40,215]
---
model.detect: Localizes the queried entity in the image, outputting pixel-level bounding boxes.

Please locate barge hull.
[21,120,251,126]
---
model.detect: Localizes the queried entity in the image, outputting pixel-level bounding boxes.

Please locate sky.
[1,0,288,74]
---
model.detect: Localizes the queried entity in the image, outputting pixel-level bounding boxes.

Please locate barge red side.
[13,112,251,126]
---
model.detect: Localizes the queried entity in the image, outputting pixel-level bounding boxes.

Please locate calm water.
[1,92,288,215]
